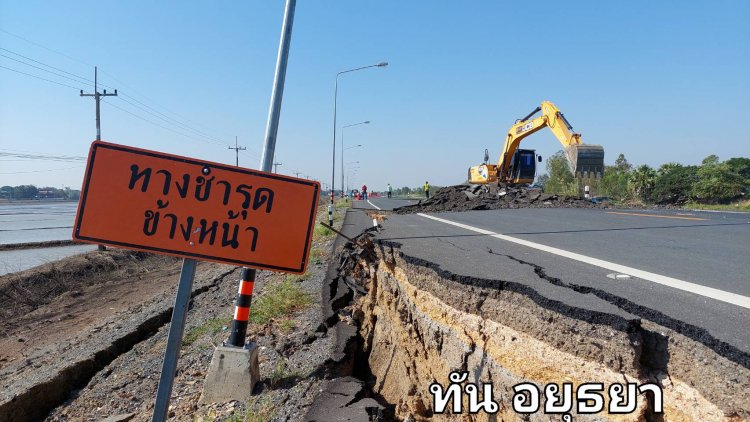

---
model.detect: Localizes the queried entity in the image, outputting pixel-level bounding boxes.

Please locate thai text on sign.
[73,141,320,274]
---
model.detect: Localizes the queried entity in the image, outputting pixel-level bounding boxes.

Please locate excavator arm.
[468,101,604,185]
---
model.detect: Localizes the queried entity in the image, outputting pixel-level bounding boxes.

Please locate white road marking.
[367,200,382,210]
[417,213,750,309]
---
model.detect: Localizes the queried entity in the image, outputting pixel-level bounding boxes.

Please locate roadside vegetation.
[539,151,749,209]
[0,184,79,200]
[392,185,444,199]
[249,278,312,325]
[182,316,231,347]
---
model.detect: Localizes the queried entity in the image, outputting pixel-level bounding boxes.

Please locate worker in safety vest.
[424,181,430,199]
[387,184,392,198]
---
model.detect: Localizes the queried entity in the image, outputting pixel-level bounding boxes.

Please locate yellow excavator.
[468,101,604,185]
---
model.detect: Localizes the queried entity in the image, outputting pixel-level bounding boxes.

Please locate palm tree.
[628,164,656,201]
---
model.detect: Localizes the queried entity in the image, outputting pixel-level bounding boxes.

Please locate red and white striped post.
[228,268,255,346]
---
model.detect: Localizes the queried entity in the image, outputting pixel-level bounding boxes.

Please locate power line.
[0,166,84,174]
[0,64,80,90]
[237,147,262,163]
[1,29,233,149]
[0,28,93,68]
[97,68,221,136]
[0,53,90,87]
[103,98,228,146]
[0,147,83,156]
[1,47,223,144]
[0,152,85,162]
[118,95,225,145]
[0,47,93,85]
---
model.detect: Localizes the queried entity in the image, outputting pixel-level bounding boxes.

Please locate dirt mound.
[394,184,600,214]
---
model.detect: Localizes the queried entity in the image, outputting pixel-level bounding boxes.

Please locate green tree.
[0,186,12,199]
[14,185,38,199]
[628,165,656,201]
[544,151,578,195]
[396,186,411,196]
[536,173,549,189]
[651,163,698,204]
[725,157,750,192]
[692,155,745,203]
[599,153,632,200]
[614,153,632,172]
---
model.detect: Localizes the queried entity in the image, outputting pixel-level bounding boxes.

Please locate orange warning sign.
[73,141,320,274]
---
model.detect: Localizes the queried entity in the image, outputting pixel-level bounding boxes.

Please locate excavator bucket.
[566,144,605,176]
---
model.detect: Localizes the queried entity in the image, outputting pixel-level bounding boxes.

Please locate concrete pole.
[259,0,296,173]
[341,128,345,198]
[95,67,100,141]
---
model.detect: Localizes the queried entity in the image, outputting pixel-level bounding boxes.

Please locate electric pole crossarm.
[228,136,246,167]
[79,66,117,142]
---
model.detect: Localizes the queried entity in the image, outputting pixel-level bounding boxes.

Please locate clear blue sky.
[1,1,748,191]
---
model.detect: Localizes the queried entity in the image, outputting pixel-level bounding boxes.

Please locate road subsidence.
[324,231,750,421]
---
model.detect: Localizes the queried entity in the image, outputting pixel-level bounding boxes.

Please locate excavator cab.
[508,149,539,185]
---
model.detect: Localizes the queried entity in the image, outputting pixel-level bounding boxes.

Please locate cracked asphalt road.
[351,197,416,211]
[375,207,750,360]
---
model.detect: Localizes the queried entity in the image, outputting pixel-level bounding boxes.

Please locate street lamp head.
[377,62,389,67]
[364,121,370,124]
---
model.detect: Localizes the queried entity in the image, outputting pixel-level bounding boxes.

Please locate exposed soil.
[0,250,180,369]
[394,184,602,214]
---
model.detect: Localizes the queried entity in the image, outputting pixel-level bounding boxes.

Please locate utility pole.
[273,161,283,173]
[294,171,302,178]
[80,66,117,141]
[80,66,116,252]
[228,136,246,167]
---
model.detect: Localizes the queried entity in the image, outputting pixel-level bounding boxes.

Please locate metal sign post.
[151,258,196,422]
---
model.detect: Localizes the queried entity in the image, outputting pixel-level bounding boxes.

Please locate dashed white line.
[417,213,750,310]
[367,200,381,210]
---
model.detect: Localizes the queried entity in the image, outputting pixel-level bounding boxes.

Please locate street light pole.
[341,121,369,199]
[330,62,387,226]
[347,167,360,193]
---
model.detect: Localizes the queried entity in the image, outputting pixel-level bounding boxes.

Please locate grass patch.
[335,198,351,209]
[270,359,288,387]
[284,270,308,283]
[309,245,325,263]
[182,316,231,347]
[683,199,750,212]
[313,223,335,240]
[244,396,277,422]
[250,279,312,325]
[278,318,296,333]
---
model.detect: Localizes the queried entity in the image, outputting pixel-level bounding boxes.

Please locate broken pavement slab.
[304,377,384,422]
[394,184,601,214]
